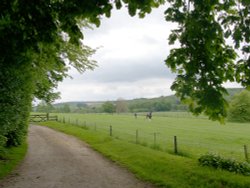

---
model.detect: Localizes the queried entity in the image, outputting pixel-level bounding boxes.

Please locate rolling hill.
[49,88,244,113]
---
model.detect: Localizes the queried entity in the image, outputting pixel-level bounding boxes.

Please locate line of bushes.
[0,63,33,148]
[198,153,250,176]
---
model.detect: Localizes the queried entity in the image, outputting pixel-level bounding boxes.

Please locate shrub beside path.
[0,125,154,188]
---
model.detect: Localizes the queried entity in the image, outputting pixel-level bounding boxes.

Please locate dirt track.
[0,125,154,188]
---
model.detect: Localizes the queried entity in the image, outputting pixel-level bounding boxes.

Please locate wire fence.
[56,115,249,162]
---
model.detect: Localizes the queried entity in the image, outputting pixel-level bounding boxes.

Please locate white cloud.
[55,5,241,103]
[56,78,174,102]
[54,6,177,103]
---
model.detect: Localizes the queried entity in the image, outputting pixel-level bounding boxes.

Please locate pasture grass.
[39,119,250,188]
[53,113,250,161]
[0,142,27,179]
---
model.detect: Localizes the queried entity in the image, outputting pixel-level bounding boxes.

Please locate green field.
[53,112,250,161]
[38,112,250,188]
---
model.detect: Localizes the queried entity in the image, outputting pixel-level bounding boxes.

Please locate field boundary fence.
[57,116,249,162]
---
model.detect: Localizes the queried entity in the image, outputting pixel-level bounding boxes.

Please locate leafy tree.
[36,101,55,113]
[62,104,71,113]
[154,101,172,111]
[228,90,250,122]
[0,63,34,146]
[0,0,163,147]
[127,96,187,112]
[116,98,128,113]
[165,0,250,123]
[102,102,115,113]
[76,103,87,110]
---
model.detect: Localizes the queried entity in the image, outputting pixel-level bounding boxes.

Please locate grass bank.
[53,113,250,161]
[39,121,250,188]
[0,142,27,179]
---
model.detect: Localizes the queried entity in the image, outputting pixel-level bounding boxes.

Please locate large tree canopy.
[0,0,164,147]
[0,0,250,147]
[165,0,250,122]
[0,0,164,102]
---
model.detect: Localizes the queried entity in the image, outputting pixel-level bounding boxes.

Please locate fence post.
[63,116,65,123]
[136,130,138,144]
[244,145,249,162]
[46,113,49,121]
[110,125,112,136]
[174,136,178,154]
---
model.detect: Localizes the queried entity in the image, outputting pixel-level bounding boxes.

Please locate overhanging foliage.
[0,0,250,148]
[0,0,164,147]
[165,0,250,123]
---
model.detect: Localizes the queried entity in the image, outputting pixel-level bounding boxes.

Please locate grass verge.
[0,142,27,179]
[39,121,250,188]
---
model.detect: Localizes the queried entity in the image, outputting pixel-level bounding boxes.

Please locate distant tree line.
[127,97,188,112]
[34,89,250,123]
[34,96,188,114]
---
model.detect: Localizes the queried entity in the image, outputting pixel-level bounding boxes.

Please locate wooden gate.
[29,113,58,122]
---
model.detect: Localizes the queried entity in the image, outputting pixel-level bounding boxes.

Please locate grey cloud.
[56,5,177,102]
[83,5,168,39]
[68,55,175,84]
[96,59,173,83]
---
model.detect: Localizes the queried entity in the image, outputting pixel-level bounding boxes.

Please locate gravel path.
[0,125,154,188]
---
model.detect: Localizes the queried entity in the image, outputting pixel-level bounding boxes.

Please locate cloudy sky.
[55,5,176,103]
[55,5,240,103]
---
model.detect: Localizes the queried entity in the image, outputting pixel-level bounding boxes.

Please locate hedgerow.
[198,153,250,176]
[0,63,33,148]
